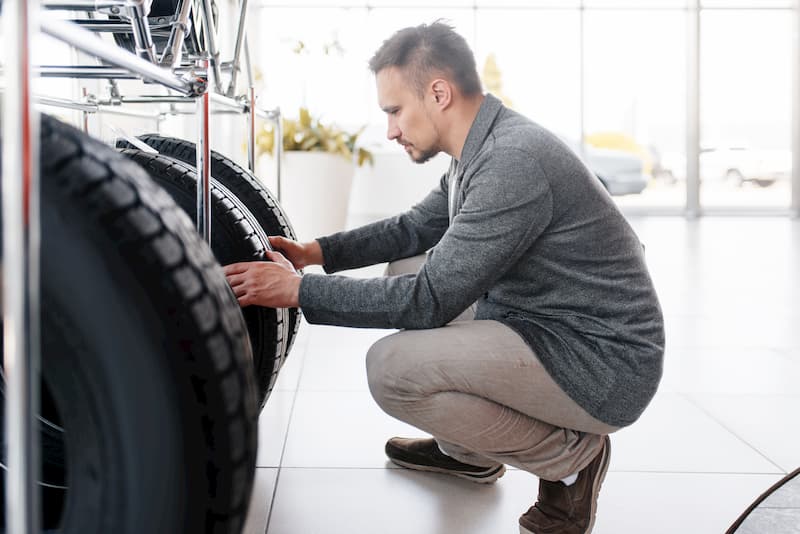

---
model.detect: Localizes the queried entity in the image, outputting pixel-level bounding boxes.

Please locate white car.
[701,147,791,187]
[658,148,791,187]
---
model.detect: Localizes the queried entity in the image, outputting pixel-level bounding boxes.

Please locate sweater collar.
[457,93,504,168]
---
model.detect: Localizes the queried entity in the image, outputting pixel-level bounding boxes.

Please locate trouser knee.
[366,333,416,414]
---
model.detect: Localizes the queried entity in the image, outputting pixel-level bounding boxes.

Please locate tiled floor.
[243,216,800,534]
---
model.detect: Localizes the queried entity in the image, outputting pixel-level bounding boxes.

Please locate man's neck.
[444,94,485,162]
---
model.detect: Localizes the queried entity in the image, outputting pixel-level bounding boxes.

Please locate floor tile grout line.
[681,392,788,475]
[263,326,314,534]
[261,465,787,475]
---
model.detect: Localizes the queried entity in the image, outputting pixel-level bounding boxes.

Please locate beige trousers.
[366,255,619,481]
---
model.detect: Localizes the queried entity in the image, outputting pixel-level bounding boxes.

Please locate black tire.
[0,115,258,533]
[117,134,302,362]
[117,148,286,407]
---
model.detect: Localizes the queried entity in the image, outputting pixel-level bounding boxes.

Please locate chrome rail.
[2,0,42,532]
[200,0,223,94]
[40,15,204,95]
[159,0,193,68]
[43,0,126,9]
[126,0,157,63]
[196,59,212,244]
[226,0,250,97]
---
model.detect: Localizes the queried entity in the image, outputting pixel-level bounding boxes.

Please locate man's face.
[376,67,441,164]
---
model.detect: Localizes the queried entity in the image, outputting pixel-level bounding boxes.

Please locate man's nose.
[386,121,400,141]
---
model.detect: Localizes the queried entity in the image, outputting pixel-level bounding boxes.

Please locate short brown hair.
[368,20,482,98]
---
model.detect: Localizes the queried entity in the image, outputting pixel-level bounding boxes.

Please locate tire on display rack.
[117,148,286,407]
[117,135,302,362]
[0,115,258,533]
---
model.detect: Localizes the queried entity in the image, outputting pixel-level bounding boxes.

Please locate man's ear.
[429,79,453,109]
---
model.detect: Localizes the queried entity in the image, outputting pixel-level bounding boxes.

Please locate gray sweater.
[299,94,664,427]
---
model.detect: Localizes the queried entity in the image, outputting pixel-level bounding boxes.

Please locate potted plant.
[255,107,373,241]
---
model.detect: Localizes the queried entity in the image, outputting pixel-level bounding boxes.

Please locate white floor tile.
[659,346,800,395]
[665,313,800,350]
[593,472,783,534]
[265,468,781,534]
[608,393,782,474]
[256,391,296,467]
[243,468,278,534]
[267,467,534,534]
[273,326,309,392]
[689,393,800,473]
[281,391,427,468]
[299,327,394,392]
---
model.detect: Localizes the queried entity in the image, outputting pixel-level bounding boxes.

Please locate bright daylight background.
[245,0,795,214]
[16,0,796,217]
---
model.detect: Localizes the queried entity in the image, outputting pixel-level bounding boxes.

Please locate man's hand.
[268,236,324,270]
[224,250,302,308]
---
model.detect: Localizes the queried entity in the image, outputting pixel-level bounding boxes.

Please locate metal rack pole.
[226,0,250,97]
[200,0,223,94]
[275,107,283,202]
[243,36,254,90]
[40,16,202,95]
[43,1,125,9]
[196,59,212,244]
[2,0,42,532]
[82,86,90,133]
[247,86,256,172]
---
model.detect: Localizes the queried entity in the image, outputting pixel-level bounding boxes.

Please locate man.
[224,21,664,534]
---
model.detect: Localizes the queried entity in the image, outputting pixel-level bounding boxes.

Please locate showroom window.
[700,7,793,210]
[249,0,798,216]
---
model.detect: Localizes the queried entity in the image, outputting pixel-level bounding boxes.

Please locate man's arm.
[223,170,451,308]
[299,147,553,329]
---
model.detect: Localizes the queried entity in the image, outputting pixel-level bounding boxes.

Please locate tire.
[117,148,286,407]
[0,115,258,533]
[117,134,302,362]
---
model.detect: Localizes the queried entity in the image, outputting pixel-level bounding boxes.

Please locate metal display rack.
[1,1,283,531]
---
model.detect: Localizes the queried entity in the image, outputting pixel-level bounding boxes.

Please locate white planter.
[348,151,450,219]
[258,151,355,242]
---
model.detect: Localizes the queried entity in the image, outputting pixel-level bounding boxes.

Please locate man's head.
[369,21,483,163]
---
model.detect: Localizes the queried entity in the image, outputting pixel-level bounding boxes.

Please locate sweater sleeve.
[299,147,553,329]
[315,171,450,273]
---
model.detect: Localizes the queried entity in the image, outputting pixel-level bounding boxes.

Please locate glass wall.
[583,8,686,210]
[249,1,797,215]
[699,8,793,210]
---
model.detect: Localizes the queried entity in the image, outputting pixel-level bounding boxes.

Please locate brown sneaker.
[518,435,611,534]
[385,437,505,484]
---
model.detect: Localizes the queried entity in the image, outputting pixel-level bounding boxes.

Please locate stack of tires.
[0,115,299,533]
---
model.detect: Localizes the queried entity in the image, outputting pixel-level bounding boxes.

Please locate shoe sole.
[389,458,506,484]
[517,436,611,534]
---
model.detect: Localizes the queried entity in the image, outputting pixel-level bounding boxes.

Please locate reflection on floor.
[243,216,800,534]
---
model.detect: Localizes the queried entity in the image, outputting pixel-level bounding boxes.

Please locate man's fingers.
[265,250,293,269]
[268,235,288,250]
[223,262,251,276]
[231,283,247,298]
[226,273,247,288]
